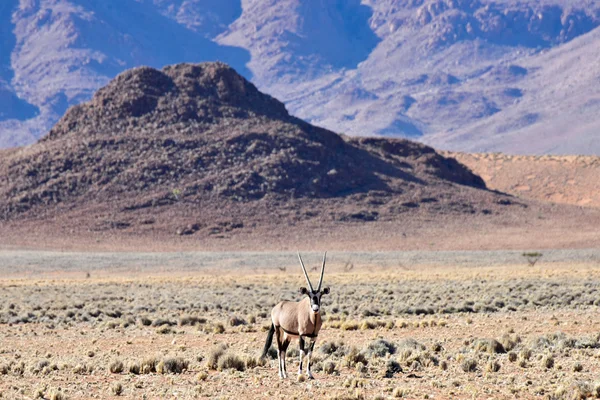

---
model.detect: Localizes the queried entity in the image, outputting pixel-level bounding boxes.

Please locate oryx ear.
[322,287,330,295]
[299,287,309,295]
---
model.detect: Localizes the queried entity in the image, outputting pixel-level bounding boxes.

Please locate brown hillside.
[0,63,499,219]
[0,62,598,251]
[446,152,600,208]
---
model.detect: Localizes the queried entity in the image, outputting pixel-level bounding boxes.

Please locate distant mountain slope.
[231,0,600,154]
[445,152,600,208]
[1,0,600,154]
[0,0,250,148]
[428,26,600,154]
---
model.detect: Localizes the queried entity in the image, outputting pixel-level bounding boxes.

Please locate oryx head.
[297,252,330,314]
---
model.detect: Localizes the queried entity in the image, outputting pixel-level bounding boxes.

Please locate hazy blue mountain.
[0,0,250,147]
[1,0,599,154]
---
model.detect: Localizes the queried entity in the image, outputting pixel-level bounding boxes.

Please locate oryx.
[261,252,330,379]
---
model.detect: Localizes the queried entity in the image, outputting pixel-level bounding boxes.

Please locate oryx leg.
[281,338,290,378]
[306,340,316,379]
[275,327,286,379]
[298,336,306,375]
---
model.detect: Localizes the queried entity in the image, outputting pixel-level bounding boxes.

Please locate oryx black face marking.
[306,290,323,313]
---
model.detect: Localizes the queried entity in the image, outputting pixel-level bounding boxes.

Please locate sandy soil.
[2,258,600,399]
[446,152,600,209]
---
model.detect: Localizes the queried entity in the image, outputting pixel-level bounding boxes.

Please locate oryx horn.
[317,252,326,291]
[297,252,314,291]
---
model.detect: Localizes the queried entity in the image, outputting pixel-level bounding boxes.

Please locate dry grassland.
[2,261,600,399]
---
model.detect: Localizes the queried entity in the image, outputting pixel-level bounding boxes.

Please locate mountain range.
[1,0,599,154]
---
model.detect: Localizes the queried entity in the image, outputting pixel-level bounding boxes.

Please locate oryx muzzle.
[261,252,330,379]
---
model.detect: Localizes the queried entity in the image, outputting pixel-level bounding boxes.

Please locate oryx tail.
[261,323,275,359]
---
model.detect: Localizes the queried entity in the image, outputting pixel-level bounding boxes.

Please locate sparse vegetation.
[2,263,600,398]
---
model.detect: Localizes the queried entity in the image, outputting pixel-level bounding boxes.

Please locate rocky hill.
[1,0,600,154]
[0,62,526,239]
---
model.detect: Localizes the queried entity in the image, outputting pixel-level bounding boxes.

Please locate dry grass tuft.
[213,323,226,334]
[157,357,189,374]
[178,315,206,326]
[541,354,554,369]
[217,353,246,372]
[196,371,209,381]
[245,356,259,370]
[49,389,66,400]
[360,320,386,330]
[207,344,228,370]
[228,316,246,327]
[556,381,600,399]
[385,359,403,378]
[499,333,521,351]
[473,339,506,354]
[343,378,365,388]
[111,382,123,396]
[73,364,90,375]
[340,321,359,331]
[109,360,124,373]
[344,347,369,368]
[366,339,396,358]
[320,341,346,357]
[127,361,140,375]
[486,360,501,372]
[392,387,409,398]
[140,357,159,374]
[461,358,478,372]
[519,348,532,361]
[156,326,171,334]
[323,361,337,375]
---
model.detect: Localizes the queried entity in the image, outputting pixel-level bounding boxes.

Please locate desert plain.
[1,249,600,400]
